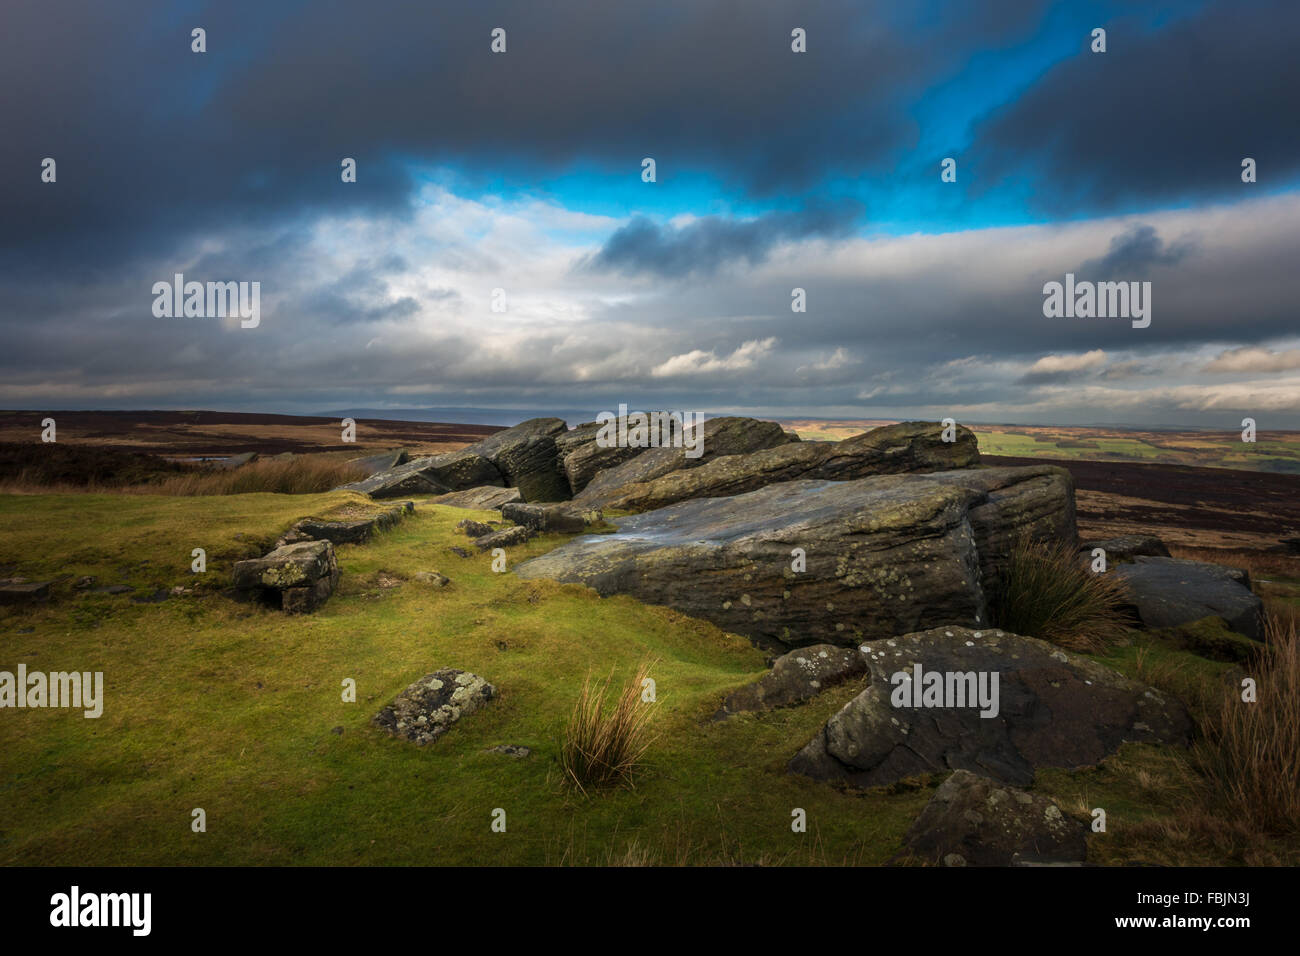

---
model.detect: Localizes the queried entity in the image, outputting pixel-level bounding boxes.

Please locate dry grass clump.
[144,456,364,495]
[1190,612,1300,835]
[560,660,659,794]
[988,534,1131,652]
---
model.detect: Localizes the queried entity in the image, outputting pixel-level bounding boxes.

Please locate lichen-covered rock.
[290,502,412,545]
[517,466,1075,650]
[899,770,1087,867]
[412,571,451,587]
[788,626,1191,789]
[1113,556,1263,640]
[373,669,496,745]
[714,644,867,719]
[576,420,978,512]
[474,525,535,551]
[455,518,495,538]
[232,539,339,613]
[338,449,503,499]
[574,416,792,507]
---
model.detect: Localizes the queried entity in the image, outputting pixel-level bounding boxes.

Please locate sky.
[2,0,1299,427]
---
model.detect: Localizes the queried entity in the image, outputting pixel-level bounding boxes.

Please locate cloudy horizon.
[3,0,1299,428]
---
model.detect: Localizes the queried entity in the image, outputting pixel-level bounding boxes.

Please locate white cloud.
[651,337,777,378]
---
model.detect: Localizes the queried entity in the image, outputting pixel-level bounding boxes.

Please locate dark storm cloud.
[970,0,1300,212]
[584,200,864,277]
[0,0,1048,271]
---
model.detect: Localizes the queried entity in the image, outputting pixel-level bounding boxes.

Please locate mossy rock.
[1149,615,1261,664]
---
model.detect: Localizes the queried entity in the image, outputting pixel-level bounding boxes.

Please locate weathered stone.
[474,525,536,551]
[582,420,981,513]
[430,485,522,510]
[500,502,587,533]
[714,644,867,719]
[338,449,502,499]
[459,418,570,502]
[1113,556,1263,640]
[413,571,451,587]
[0,580,52,605]
[455,519,495,538]
[899,770,1087,867]
[788,626,1191,789]
[345,449,410,477]
[575,416,792,507]
[557,417,671,494]
[1079,534,1170,562]
[488,744,532,758]
[517,466,1075,650]
[292,502,412,545]
[372,669,496,745]
[232,539,339,613]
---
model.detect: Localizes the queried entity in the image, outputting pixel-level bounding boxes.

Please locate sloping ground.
[0,490,1280,865]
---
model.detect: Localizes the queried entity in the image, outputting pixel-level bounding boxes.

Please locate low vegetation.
[988,535,1130,652]
[145,456,364,496]
[561,660,659,794]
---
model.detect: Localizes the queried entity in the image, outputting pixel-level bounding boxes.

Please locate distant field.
[779,418,1300,475]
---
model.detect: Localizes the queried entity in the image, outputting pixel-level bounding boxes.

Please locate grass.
[988,535,1130,652]
[560,659,659,794]
[3,490,1297,865]
[1190,613,1300,835]
[145,456,365,495]
[0,490,927,865]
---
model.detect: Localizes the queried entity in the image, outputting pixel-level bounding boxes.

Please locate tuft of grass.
[988,534,1131,652]
[561,660,659,795]
[145,456,364,495]
[1190,611,1300,835]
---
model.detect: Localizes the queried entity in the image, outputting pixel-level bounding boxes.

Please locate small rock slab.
[899,770,1087,867]
[789,627,1191,789]
[289,502,413,546]
[500,502,588,533]
[232,539,339,614]
[412,571,450,587]
[430,485,522,510]
[1079,534,1170,562]
[373,669,496,745]
[488,744,531,758]
[714,644,867,719]
[1113,556,1263,640]
[0,580,53,605]
[474,525,535,551]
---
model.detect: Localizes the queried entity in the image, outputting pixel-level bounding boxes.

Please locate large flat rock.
[789,626,1191,789]
[583,420,981,513]
[1113,556,1264,640]
[516,465,1075,650]
[338,448,502,499]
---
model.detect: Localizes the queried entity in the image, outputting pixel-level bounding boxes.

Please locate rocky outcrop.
[460,417,570,503]
[338,449,502,499]
[580,420,981,513]
[713,644,867,719]
[474,525,536,551]
[789,627,1191,789]
[556,420,649,494]
[899,770,1087,867]
[0,579,52,605]
[574,416,792,508]
[1113,557,1264,640]
[232,539,339,613]
[429,485,522,510]
[372,669,496,745]
[516,466,1075,650]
